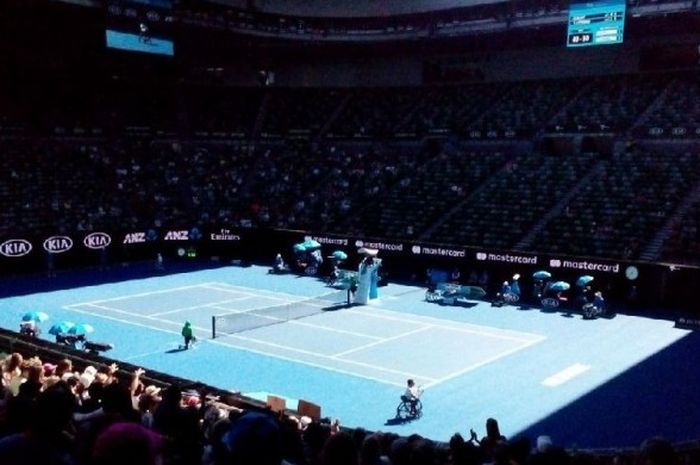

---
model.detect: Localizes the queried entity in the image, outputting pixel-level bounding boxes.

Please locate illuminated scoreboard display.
[567,0,625,47]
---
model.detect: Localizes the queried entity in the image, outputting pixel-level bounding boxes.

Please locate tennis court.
[0,264,698,447]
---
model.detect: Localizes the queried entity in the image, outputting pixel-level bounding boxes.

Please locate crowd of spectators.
[3,71,700,263]
[2,350,696,465]
[533,146,700,259]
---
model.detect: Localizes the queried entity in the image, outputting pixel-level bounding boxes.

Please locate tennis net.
[211,290,349,338]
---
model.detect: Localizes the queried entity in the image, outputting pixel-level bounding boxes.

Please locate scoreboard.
[105,0,175,56]
[567,0,625,47]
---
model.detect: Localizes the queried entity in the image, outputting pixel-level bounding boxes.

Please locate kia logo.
[43,236,73,253]
[550,259,561,267]
[0,239,32,257]
[355,240,364,247]
[411,245,421,254]
[83,232,112,250]
[476,252,487,261]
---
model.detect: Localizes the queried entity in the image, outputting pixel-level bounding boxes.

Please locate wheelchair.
[582,303,603,319]
[396,395,423,420]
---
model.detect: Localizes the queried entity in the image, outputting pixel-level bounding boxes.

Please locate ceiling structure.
[208,0,507,18]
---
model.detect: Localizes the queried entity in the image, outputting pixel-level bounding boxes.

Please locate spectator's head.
[102,381,134,417]
[221,411,283,465]
[486,418,502,439]
[43,362,57,377]
[411,438,436,465]
[4,352,23,372]
[536,435,553,453]
[639,437,677,465]
[33,383,76,436]
[360,434,382,465]
[55,358,73,377]
[322,431,357,465]
[93,422,163,465]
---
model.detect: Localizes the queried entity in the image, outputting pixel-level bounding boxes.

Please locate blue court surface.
[1,264,699,448]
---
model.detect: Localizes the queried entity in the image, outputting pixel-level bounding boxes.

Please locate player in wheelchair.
[396,379,423,419]
[582,291,605,319]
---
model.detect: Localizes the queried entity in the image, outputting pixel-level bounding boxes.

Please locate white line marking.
[345,308,538,343]
[79,303,210,332]
[61,304,408,387]
[285,320,382,340]
[333,325,433,358]
[422,335,546,389]
[201,284,297,302]
[360,306,544,339]
[225,332,432,380]
[150,297,258,316]
[541,363,591,387]
[66,282,219,305]
[205,282,342,302]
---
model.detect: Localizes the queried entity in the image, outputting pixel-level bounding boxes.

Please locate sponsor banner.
[210,229,241,241]
[123,232,147,244]
[411,244,466,258]
[83,232,112,250]
[0,239,33,257]
[308,235,349,246]
[164,230,189,241]
[354,239,404,253]
[549,258,620,273]
[43,236,73,254]
[475,251,538,265]
[676,316,700,331]
[163,228,202,241]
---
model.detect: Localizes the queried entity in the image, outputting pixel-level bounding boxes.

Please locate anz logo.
[83,232,112,250]
[0,239,33,257]
[164,230,189,241]
[43,236,73,253]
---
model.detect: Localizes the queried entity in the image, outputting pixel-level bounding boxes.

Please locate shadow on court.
[165,347,188,354]
[384,416,420,426]
[518,331,700,448]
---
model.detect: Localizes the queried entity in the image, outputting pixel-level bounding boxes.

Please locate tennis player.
[181,321,196,349]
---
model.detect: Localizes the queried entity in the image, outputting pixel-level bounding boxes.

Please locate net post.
[211,315,216,339]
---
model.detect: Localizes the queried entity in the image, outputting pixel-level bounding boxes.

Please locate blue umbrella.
[303,239,321,250]
[532,271,552,280]
[550,281,570,292]
[22,311,49,322]
[576,275,595,287]
[331,250,348,261]
[293,243,306,253]
[68,323,94,335]
[49,321,75,335]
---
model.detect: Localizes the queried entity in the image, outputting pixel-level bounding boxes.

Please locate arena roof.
[209,0,506,18]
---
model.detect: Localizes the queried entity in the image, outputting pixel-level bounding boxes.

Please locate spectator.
[92,422,163,465]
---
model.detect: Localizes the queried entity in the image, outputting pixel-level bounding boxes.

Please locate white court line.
[351,305,543,341]
[68,301,431,381]
[422,335,546,389]
[541,363,591,387]
[208,306,382,340]
[68,282,220,306]
[61,304,408,387]
[345,308,538,343]
[287,320,383,340]
[333,325,433,358]
[204,282,342,302]
[76,303,210,332]
[225,332,433,380]
[150,297,257,317]
[201,284,298,302]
